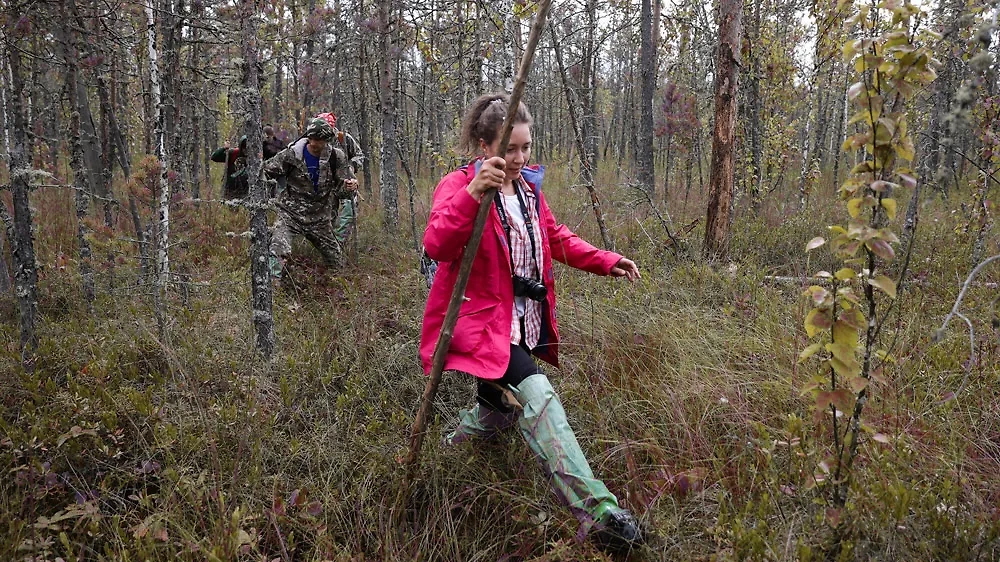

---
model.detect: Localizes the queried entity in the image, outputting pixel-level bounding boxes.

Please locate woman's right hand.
[467,156,507,200]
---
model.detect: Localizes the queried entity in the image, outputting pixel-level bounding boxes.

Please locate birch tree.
[146,0,170,335]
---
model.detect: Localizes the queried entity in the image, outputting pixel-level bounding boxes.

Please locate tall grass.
[0,162,998,561]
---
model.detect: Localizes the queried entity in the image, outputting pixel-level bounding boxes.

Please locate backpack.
[223,150,250,199]
[419,247,438,288]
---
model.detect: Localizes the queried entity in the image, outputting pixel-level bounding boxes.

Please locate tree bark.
[703,0,743,259]
[241,0,275,358]
[379,0,399,231]
[146,0,170,336]
[3,29,40,372]
[61,1,96,309]
[356,0,374,195]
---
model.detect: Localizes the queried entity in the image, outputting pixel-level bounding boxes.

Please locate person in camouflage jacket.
[263,118,357,275]
[315,112,364,247]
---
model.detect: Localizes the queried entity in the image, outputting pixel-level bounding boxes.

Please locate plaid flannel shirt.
[499,177,545,350]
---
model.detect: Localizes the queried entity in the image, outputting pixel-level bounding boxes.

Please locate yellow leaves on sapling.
[868,274,897,298]
[805,308,833,338]
[880,198,898,219]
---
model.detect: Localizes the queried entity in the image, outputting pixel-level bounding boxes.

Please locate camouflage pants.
[269,209,343,276]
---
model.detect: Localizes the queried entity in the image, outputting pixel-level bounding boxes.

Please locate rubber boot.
[443,403,518,446]
[511,374,646,553]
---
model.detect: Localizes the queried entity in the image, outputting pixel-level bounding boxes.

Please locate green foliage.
[798,0,940,548]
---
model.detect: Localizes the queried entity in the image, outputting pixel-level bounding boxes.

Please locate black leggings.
[477,344,540,413]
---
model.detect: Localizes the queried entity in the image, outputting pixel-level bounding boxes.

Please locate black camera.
[513,276,547,302]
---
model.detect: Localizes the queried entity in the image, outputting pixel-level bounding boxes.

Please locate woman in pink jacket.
[420,94,645,554]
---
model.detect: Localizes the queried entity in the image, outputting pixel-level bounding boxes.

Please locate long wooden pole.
[394,0,554,516]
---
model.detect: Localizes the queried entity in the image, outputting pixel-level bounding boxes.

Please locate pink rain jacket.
[420,162,623,380]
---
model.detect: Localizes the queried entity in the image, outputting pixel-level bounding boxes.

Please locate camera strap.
[493,179,540,279]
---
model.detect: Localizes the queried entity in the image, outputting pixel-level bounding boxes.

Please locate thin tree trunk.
[62,2,96,309]
[190,0,203,200]
[747,0,763,209]
[241,0,274,359]
[550,24,614,251]
[4,36,40,372]
[146,0,170,336]
[798,118,812,210]
[703,0,743,259]
[379,0,399,231]
[396,142,420,253]
[356,0,374,195]
[831,72,848,189]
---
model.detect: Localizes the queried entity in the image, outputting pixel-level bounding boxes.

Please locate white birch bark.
[146,0,170,331]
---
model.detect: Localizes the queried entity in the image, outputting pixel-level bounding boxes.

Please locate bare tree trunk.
[746,0,763,209]
[831,72,848,189]
[797,118,811,209]
[637,0,656,194]
[379,0,399,232]
[0,229,10,293]
[703,0,743,259]
[550,24,614,251]
[146,0,170,336]
[190,0,203,200]
[396,142,420,252]
[356,0,374,195]
[241,0,274,358]
[583,0,598,173]
[3,34,40,372]
[61,2,96,309]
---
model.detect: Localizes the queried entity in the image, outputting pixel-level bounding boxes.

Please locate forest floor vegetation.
[1,164,999,561]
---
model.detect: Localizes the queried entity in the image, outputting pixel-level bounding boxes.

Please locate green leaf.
[847,198,865,218]
[825,342,856,364]
[848,109,879,126]
[896,136,916,161]
[851,161,874,174]
[830,355,862,379]
[838,307,866,329]
[880,198,898,219]
[832,320,859,347]
[843,41,862,63]
[868,274,897,298]
[799,342,823,363]
[835,267,857,281]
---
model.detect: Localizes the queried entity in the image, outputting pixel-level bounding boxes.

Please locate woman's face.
[482,123,532,181]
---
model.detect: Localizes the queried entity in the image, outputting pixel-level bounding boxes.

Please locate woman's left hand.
[610,258,640,281]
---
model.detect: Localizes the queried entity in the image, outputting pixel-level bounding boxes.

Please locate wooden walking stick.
[393,0,554,518]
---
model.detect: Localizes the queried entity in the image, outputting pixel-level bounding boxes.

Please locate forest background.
[1,0,999,559]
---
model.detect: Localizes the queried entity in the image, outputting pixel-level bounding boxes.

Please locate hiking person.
[262,124,285,161]
[210,135,249,200]
[315,112,364,248]
[420,93,645,554]
[263,117,357,277]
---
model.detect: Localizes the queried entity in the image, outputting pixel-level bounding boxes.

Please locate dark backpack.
[419,247,437,288]
[223,151,250,199]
